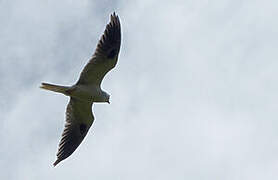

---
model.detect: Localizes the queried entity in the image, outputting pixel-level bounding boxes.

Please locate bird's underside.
[40,12,121,166]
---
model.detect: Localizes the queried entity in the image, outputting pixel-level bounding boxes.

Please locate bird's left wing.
[76,12,121,86]
[53,98,94,166]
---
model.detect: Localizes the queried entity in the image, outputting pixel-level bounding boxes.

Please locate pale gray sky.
[1,0,278,179]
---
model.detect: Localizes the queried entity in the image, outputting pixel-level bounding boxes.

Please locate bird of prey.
[40,13,121,166]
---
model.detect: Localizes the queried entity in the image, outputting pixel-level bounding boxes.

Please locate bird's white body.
[40,83,109,103]
[68,84,109,103]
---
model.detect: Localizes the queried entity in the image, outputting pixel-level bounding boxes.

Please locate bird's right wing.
[53,98,94,166]
[76,13,121,86]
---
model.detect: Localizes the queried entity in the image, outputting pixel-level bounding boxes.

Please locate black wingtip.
[53,159,61,167]
[111,11,117,17]
[110,12,120,23]
[93,12,121,59]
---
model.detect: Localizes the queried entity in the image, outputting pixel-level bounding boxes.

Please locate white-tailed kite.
[40,12,121,166]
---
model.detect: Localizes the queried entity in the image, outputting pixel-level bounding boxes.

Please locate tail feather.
[40,82,70,95]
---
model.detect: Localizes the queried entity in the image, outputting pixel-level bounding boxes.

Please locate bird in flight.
[40,13,121,166]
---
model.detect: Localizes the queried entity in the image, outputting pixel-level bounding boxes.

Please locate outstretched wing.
[53,98,94,166]
[76,12,121,86]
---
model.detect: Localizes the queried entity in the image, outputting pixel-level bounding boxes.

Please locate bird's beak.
[108,100,110,104]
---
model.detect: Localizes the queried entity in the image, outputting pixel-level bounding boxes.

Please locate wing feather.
[77,12,121,86]
[53,98,94,166]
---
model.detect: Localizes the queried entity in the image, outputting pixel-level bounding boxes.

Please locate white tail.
[40,82,70,95]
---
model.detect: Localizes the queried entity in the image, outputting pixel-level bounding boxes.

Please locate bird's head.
[102,91,110,104]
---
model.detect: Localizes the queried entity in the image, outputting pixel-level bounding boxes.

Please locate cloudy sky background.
[1,0,278,179]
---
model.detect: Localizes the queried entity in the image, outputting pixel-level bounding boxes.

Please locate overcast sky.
[1,0,278,179]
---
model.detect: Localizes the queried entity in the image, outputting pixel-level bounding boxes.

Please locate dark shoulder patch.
[107,48,117,59]
[79,124,87,135]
